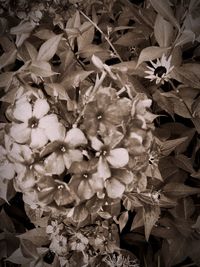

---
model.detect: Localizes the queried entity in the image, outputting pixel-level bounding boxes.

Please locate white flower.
[42,128,87,175]
[50,235,68,256]
[46,220,63,239]
[69,232,88,251]
[0,146,15,180]
[144,54,174,84]
[10,97,64,149]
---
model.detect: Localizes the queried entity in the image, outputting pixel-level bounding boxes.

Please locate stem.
[76,7,123,63]
[65,36,95,84]
[73,71,106,127]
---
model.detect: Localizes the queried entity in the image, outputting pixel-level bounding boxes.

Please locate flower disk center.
[154,66,167,77]
[28,117,39,129]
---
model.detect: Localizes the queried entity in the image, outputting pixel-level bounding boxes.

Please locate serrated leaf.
[163,183,200,197]
[154,14,174,47]
[118,211,129,232]
[136,46,170,67]
[17,228,49,247]
[150,0,180,30]
[143,205,160,241]
[37,34,63,61]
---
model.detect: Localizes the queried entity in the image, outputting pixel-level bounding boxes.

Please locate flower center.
[96,111,103,121]
[83,173,89,179]
[28,117,39,128]
[154,66,167,77]
[59,143,68,153]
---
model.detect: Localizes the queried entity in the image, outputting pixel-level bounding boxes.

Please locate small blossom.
[69,159,103,200]
[90,136,129,180]
[68,232,88,251]
[83,93,131,136]
[43,128,87,175]
[46,220,64,238]
[105,169,133,199]
[10,97,63,149]
[145,54,174,84]
[50,235,68,256]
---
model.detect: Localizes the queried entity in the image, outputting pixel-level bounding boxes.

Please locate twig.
[73,71,106,127]
[75,6,123,63]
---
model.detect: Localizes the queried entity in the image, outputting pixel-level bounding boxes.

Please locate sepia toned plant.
[0,0,200,267]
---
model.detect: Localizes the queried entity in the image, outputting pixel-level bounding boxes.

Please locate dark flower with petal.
[83,93,131,136]
[69,159,104,200]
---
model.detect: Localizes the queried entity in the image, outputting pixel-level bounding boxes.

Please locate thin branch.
[76,7,123,63]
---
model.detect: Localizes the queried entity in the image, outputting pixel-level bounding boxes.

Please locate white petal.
[105,178,125,198]
[90,172,104,191]
[45,153,65,175]
[33,99,50,119]
[65,128,87,148]
[90,136,103,151]
[145,70,154,75]
[39,114,65,141]
[0,163,15,180]
[78,180,94,200]
[106,148,129,168]
[63,149,83,169]
[30,128,48,149]
[13,101,32,122]
[97,156,111,179]
[10,123,31,143]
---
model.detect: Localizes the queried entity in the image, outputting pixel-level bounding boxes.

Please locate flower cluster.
[45,217,139,266]
[0,73,154,264]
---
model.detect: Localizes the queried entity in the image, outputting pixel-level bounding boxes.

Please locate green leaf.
[131,208,144,231]
[174,154,195,173]
[6,248,30,265]
[154,14,174,47]
[118,211,129,232]
[175,29,195,47]
[29,61,58,77]
[163,183,200,197]
[17,228,49,247]
[171,63,200,88]
[37,34,63,61]
[0,49,17,70]
[158,136,188,156]
[61,70,93,89]
[0,72,14,88]
[136,46,170,67]
[150,0,180,30]
[115,31,145,47]
[143,205,160,241]
[0,209,15,233]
